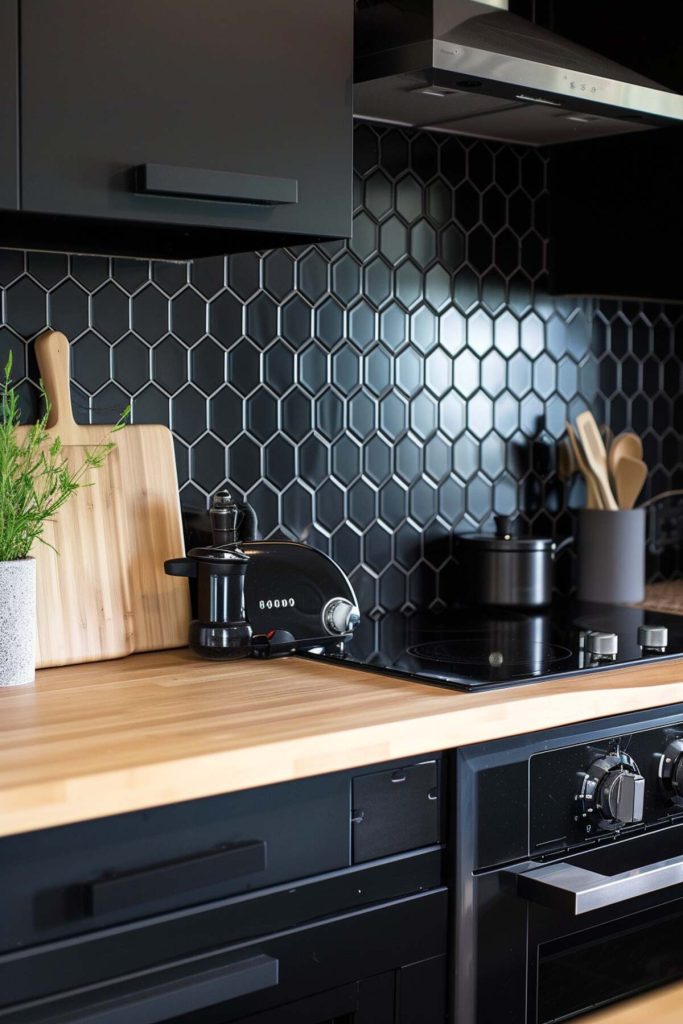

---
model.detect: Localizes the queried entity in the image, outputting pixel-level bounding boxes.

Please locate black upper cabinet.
[0,1,19,211]
[548,127,683,303]
[533,0,683,302]
[0,0,352,259]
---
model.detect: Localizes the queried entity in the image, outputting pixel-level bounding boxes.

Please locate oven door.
[473,824,683,1024]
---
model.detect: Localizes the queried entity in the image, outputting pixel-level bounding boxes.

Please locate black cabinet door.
[0,0,19,210]
[19,0,352,244]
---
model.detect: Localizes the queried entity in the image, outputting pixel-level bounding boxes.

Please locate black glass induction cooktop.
[303,602,683,691]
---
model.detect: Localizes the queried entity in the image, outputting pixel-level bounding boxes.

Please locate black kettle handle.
[164,557,197,578]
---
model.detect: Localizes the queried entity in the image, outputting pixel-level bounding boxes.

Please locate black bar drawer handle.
[133,163,298,205]
[7,950,278,1024]
[85,840,267,917]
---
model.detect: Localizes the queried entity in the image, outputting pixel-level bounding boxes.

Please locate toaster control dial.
[578,751,644,829]
[323,598,361,636]
[660,738,683,798]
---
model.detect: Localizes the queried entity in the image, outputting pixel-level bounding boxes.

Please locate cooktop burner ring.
[406,638,573,672]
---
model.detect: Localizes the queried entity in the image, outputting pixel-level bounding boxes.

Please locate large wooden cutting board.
[18,331,189,667]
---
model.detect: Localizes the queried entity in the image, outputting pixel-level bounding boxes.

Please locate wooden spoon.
[576,411,618,510]
[612,454,648,509]
[566,423,603,510]
[610,431,643,470]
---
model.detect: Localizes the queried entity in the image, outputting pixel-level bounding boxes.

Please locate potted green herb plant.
[0,354,126,686]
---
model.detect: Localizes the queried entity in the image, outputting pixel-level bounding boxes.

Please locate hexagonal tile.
[209,386,243,443]
[246,388,278,443]
[395,434,421,484]
[228,433,262,494]
[190,256,224,299]
[364,434,392,485]
[425,348,452,398]
[151,261,187,296]
[315,388,344,440]
[298,434,329,488]
[245,293,277,348]
[394,260,422,311]
[264,435,296,491]
[424,433,451,483]
[331,434,361,486]
[191,434,226,493]
[439,392,466,440]
[348,478,376,529]
[315,297,345,349]
[132,284,169,343]
[396,345,423,397]
[410,306,438,354]
[263,250,294,302]
[364,256,392,309]
[410,219,436,268]
[350,211,377,262]
[48,279,89,340]
[331,252,361,306]
[227,252,260,301]
[316,478,345,533]
[171,385,206,443]
[112,333,149,395]
[348,299,375,349]
[396,173,422,223]
[4,276,47,337]
[227,338,260,397]
[453,349,479,398]
[171,287,206,344]
[282,389,312,442]
[410,388,437,440]
[71,332,110,394]
[364,169,393,221]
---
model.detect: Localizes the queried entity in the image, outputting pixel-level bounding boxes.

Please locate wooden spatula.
[566,423,603,510]
[612,454,648,509]
[576,411,618,511]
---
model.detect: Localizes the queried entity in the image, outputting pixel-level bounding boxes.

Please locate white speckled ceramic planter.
[0,558,36,686]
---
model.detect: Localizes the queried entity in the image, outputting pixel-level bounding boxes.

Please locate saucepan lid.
[457,514,556,553]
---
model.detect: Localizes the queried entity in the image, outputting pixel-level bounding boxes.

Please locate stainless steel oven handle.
[509,853,683,916]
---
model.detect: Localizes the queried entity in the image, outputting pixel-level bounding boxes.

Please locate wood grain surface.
[16,330,189,667]
[578,981,683,1023]
[1,651,683,837]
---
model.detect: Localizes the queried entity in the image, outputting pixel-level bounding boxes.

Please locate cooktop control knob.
[323,598,361,636]
[637,624,669,651]
[586,631,619,659]
[577,751,645,830]
[659,738,683,798]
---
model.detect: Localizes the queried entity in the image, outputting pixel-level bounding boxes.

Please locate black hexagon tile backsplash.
[2,122,683,613]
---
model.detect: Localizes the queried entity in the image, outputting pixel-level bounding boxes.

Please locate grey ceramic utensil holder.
[577,508,646,604]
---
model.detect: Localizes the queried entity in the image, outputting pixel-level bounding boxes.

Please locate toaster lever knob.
[323,598,361,636]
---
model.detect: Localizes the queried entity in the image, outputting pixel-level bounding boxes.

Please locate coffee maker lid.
[187,545,250,563]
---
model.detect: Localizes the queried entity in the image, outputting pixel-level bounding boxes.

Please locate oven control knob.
[597,765,645,824]
[586,631,618,659]
[660,738,683,797]
[323,598,361,636]
[578,751,645,828]
[637,624,668,651]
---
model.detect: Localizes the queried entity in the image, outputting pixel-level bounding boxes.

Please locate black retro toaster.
[169,491,360,660]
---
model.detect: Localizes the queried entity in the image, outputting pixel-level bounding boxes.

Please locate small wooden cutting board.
[17,330,190,668]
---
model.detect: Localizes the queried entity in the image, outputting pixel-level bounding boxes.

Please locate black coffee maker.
[165,491,253,659]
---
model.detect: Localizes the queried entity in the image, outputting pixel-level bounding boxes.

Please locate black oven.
[453,703,683,1024]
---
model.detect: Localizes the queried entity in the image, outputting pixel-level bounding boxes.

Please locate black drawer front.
[0,889,448,1024]
[0,774,350,952]
[0,851,443,1010]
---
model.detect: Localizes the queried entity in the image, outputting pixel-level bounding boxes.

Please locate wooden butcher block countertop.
[580,979,683,1022]
[2,648,683,837]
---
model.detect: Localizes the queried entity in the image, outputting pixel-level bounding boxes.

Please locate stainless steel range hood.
[354,0,683,145]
